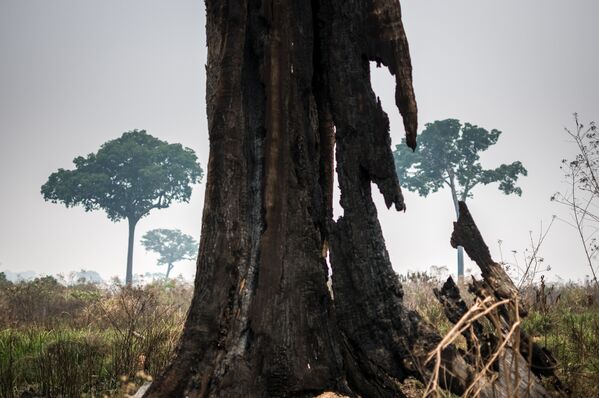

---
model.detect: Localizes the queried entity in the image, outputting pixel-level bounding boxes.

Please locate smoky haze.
[0,0,598,282]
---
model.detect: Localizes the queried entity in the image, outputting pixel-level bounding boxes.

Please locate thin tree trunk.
[449,179,465,279]
[126,217,137,285]
[165,263,173,280]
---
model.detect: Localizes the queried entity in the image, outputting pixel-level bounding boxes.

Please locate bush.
[1,274,597,396]
[0,276,102,329]
[521,282,599,396]
[0,279,193,397]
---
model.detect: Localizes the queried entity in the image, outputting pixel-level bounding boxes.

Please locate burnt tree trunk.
[448,201,565,395]
[145,1,529,397]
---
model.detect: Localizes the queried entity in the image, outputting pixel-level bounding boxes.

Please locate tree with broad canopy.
[394,119,527,278]
[41,130,203,284]
[141,228,198,279]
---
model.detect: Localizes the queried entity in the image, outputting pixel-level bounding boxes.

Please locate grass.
[0,272,597,397]
[0,275,191,397]
[0,328,110,397]
[403,273,599,397]
[521,282,599,396]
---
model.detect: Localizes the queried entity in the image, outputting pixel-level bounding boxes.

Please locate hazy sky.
[1,0,598,282]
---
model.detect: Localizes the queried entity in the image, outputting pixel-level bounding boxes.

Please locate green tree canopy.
[394,119,527,276]
[141,228,198,279]
[41,130,203,284]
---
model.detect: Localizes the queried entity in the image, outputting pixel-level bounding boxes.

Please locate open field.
[0,276,191,397]
[0,273,597,397]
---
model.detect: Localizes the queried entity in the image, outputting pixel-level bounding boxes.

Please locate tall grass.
[0,276,191,397]
[1,273,597,397]
[403,273,599,397]
[522,281,599,396]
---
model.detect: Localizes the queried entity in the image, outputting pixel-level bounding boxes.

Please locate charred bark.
[447,201,566,396]
[319,1,484,396]
[146,2,343,396]
[434,277,549,397]
[434,277,488,352]
[145,2,550,397]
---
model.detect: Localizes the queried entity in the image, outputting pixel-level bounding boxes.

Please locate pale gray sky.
[1,0,598,282]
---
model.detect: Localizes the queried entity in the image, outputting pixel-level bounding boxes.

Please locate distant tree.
[69,269,104,285]
[41,130,203,284]
[0,272,11,289]
[394,119,527,278]
[141,229,197,279]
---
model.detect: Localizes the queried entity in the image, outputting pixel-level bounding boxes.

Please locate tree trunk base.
[145,1,562,397]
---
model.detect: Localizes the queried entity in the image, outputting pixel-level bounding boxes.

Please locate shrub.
[0,279,193,397]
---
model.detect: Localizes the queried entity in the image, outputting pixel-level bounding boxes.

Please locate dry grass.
[1,272,597,397]
[409,273,599,397]
[0,275,192,397]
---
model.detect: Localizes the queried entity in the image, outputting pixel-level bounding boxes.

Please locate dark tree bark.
[449,201,566,395]
[145,2,547,397]
[434,277,551,397]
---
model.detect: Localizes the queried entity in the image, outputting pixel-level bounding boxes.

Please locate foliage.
[521,281,599,397]
[0,275,101,329]
[394,119,527,203]
[40,130,203,283]
[0,275,597,396]
[399,271,458,339]
[401,273,599,397]
[41,130,203,223]
[141,229,198,278]
[394,119,527,277]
